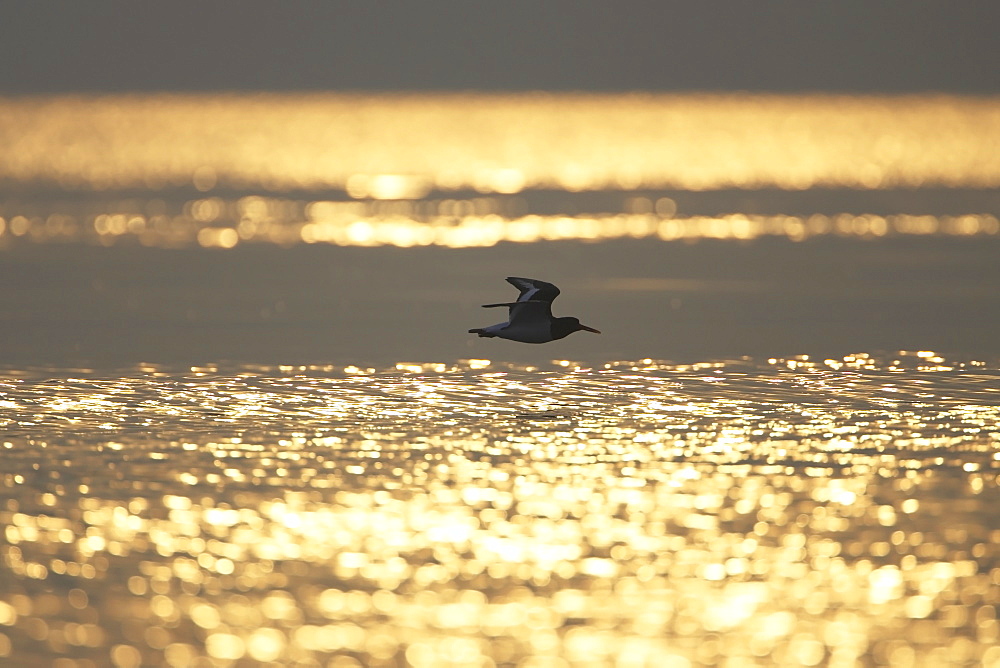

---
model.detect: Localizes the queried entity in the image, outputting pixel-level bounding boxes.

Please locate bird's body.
[468,277,600,344]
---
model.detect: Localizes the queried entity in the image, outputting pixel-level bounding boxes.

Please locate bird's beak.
[579,324,601,334]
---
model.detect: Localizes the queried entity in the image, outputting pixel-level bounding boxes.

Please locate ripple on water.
[1,352,999,667]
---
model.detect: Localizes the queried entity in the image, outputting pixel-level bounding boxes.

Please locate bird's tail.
[468,328,495,337]
[482,300,545,308]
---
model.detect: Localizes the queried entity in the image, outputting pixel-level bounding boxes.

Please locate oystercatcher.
[468,277,601,343]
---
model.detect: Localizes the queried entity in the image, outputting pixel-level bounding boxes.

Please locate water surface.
[2,93,1000,667]
[2,354,1000,667]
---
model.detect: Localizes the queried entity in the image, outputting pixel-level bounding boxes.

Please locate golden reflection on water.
[1,94,999,192]
[3,93,999,251]
[1,193,998,250]
[1,352,999,667]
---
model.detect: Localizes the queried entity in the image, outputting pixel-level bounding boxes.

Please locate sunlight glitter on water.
[1,94,999,192]
[2,196,998,249]
[1,352,999,667]
[4,92,999,253]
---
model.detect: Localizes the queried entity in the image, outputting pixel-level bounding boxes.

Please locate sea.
[1,93,999,668]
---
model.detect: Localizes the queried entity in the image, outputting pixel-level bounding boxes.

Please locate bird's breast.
[496,322,554,343]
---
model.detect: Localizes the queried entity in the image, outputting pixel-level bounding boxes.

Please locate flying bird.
[468,277,601,343]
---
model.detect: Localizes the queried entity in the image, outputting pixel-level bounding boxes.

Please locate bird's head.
[554,317,601,339]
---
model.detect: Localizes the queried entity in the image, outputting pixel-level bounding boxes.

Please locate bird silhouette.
[468,277,600,343]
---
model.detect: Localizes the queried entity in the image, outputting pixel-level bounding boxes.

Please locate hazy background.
[1,2,998,367]
[1,2,998,94]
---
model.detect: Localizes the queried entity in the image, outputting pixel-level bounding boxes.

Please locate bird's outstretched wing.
[506,277,560,304]
[480,277,560,325]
